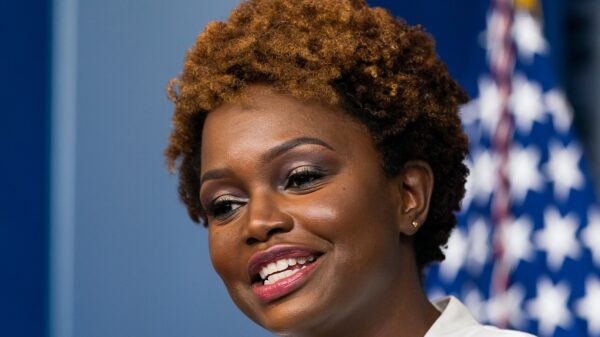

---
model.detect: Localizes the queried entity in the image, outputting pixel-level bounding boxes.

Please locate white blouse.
[424,296,536,337]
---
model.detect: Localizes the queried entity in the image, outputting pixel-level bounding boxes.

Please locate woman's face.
[199,87,420,335]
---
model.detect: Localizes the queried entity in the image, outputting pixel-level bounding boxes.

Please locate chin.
[231,270,338,336]
[254,298,333,337]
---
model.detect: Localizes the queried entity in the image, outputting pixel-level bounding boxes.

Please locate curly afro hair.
[165,0,469,271]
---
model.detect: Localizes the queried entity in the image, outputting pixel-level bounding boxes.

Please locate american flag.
[422,1,600,337]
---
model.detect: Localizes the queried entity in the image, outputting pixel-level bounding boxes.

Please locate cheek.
[208,227,240,280]
[290,175,398,247]
[208,227,260,313]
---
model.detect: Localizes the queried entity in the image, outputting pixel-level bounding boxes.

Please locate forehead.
[200,88,371,169]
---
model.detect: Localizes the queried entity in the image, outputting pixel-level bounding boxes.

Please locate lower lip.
[252,257,322,303]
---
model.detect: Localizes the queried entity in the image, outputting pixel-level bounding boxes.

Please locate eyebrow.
[200,168,233,187]
[199,137,335,187]
[261,137,335,163]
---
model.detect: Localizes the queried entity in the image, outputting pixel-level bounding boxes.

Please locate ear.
[393,160,434,236]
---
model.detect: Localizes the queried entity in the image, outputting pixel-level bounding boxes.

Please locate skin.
[199,86,440,337]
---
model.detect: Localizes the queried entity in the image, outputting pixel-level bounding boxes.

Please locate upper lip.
[247,244,322,282]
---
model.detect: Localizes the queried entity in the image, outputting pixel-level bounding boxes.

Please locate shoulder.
[425,296,536,337]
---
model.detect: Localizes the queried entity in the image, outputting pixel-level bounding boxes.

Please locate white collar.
[424,296,480,337]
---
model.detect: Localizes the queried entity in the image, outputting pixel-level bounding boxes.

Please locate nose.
[243,192,293,245]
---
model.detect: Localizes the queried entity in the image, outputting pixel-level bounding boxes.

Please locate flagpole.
[490,0,515,327]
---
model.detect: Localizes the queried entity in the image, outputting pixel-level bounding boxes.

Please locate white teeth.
[266,269,297,284]
[258,255,317,282]
[267,262,277,275]
[276,259,288,272]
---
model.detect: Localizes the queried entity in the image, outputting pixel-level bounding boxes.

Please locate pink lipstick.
[248,245,323,303]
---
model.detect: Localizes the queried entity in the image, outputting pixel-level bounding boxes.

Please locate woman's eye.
[207,196,245,220]
[285,167,326,189]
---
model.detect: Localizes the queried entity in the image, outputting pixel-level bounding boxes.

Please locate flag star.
[487,284,527,329]
[510,74,547,133]
[463,287,488,323]
[576,277,600,336]
[512,11,548,62]
[582,209,600,266]
[478,76,502,136]
[509,145,544,203]
[440,228,468,282]
[466,218,491,273]
[460,99,480,127]
[482,10,507,64]
[461,158,475,211]
[461,102,487,147]
[535,207,581,271]
[526,278,572,337]
[544,141,584,200]
[469,150,497,205]
[545,89,574,133]
[500,216,535,271]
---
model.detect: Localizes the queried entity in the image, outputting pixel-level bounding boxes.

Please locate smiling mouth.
[250,252,324,302]
[255,254,319,285]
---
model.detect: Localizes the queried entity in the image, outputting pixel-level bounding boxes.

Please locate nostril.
[245,226,288,245]
[267,227,285,237]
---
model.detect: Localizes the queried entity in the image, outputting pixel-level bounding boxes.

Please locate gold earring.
[411,221,419,228]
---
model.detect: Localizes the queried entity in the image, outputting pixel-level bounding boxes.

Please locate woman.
[165,0,534,336]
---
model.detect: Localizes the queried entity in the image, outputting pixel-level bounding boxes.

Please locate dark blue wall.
[0,0,50,336]
[369,0,488,88]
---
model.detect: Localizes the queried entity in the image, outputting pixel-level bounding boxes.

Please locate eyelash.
[284,166,326,190]
[205,167,327,220]
[206,195,246,220]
